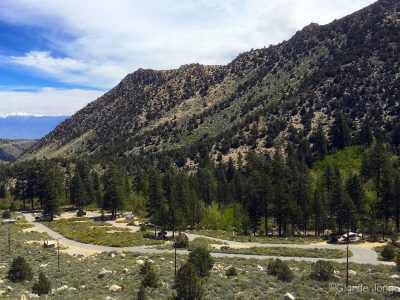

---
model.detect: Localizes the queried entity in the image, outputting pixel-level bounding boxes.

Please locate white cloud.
[0,0,375,91]
[0,88,104,116]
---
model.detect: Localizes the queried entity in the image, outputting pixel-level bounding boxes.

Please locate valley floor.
[0,213,399,299]
[22,212,391,266]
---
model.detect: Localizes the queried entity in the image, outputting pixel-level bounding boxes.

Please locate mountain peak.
[23,0,400,163]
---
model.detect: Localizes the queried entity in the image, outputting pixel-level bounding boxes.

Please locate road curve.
[22,213,392,265]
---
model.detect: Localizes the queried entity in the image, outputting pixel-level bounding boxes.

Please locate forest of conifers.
[1,113,400,240]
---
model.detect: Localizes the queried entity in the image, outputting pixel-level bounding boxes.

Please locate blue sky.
[0,0,375,116]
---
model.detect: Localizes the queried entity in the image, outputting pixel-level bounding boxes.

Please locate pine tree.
[175,263,203,300]
[313,123,328,160]
[70,173,85,209]
[329,112,351,149]
[359,119,373,146]
[272,151,289,236]
[103,166,125,219]
[148,171,167,234]
[32,271,51,295]
[39,164,62,221]
[8,256,33,282]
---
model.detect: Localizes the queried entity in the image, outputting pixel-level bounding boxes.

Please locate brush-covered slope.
[24,0,400,161]
[0,139,36,163]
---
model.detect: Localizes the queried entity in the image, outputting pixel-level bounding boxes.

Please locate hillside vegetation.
[23,0,400,165]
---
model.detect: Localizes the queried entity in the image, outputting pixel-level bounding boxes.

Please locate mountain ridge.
[23,0,400,163]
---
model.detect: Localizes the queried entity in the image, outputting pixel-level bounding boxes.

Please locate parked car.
[342,232,357,241]
[2,219,16,224]
[35,214,52,222]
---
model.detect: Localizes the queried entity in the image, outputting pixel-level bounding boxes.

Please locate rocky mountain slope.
[24,0,400,163]
[0,139,36,163]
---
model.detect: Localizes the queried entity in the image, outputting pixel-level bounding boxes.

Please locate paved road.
[22,213,393,265]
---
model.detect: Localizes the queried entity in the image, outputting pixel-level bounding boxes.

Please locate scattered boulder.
[122,268,129,274]
[391,274,400,279]
[257,265,264,271]
[109,285,121,292]
[148,259,154,264]
[20,295,27,300]
[284,292,295,300]
[348,270,357,276]
[98,268,113,278]
[105,297,114,300]
[136,260,144,265]
[28,294,39,299]
[6,286,13,292]
[110,254,116,258]
[56,285,69,292]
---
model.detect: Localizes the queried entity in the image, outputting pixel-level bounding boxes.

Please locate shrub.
[226,266,238,277]
[77,209,85,217]
[9,202,17,212]
[311,260,334,281]
[139,261,152,275]
[267,259,294,282]
[2,210,11,219]
[390,231,399,248]
[32,271,51,295]
[8,256,33,282]
[174,233,189,249]
[175,263,203,300]
[137,283,146,300]
[142,268,158,288]
[188,247,214,277]
[382,245,397,261]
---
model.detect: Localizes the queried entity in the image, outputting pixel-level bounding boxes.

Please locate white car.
[2,219,16,224]
[342,232,357,240]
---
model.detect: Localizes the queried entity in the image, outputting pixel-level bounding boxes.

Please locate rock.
[40,263,48,268]
[105,297,114,300]
[334,270,340,275]
[391,274,400,279]
[56,285,69,292]
[122,268,129,274]
[6,286,13,292]
[148,259,154,264]
[98,268,113,278]
[367,269,372,274]
[109,285,122,292]
[334,275,341,280]
[20,295,27,300]
[160,257,165,261]
[348,270,357,276]
[28,294,39,299]
[0,290,5,296]
[110,253,116,258]
[136,259,144,265]
[257,265,264,271]
[284,292,295,300]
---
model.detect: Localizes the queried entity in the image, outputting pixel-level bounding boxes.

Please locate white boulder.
[109,285,122,292]
[284,292,295,300]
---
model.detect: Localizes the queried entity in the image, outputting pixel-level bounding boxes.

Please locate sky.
[0,0,375,117]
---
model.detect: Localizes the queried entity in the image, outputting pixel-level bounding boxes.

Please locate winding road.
[22,213,393,265]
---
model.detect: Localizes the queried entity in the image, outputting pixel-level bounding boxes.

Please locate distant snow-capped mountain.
[0,115,69,140]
